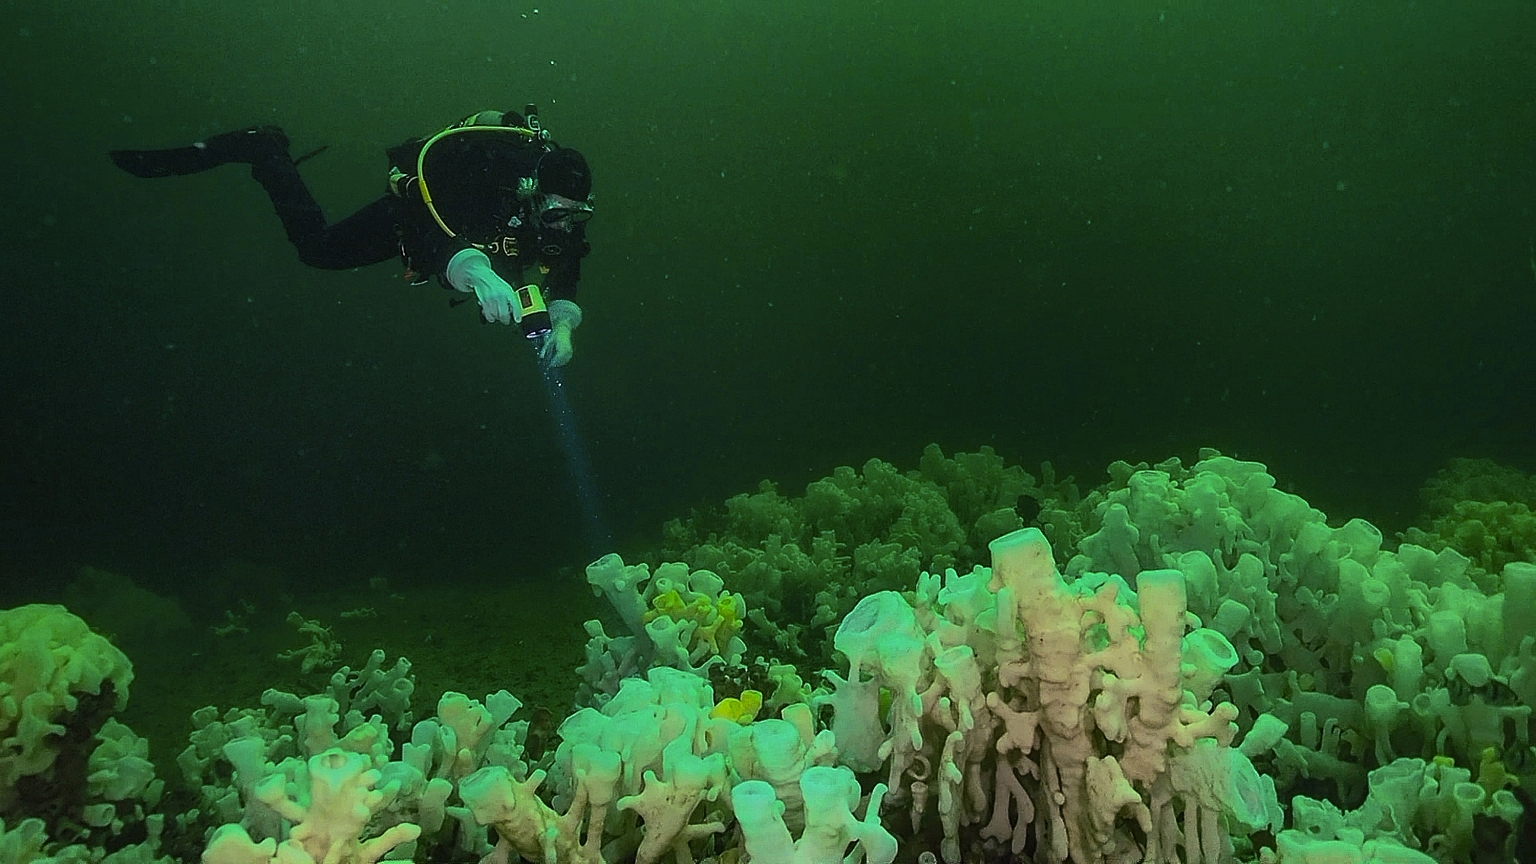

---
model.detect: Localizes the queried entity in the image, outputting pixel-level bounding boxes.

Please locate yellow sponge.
[0,604,133,802]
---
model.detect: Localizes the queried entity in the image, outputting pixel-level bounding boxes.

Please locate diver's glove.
[540,299,583,368]
[445,248,520,325]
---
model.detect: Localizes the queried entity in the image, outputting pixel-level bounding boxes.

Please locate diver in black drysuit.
[110,108,593,366]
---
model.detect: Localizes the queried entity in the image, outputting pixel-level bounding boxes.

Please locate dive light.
[515,283,551,340]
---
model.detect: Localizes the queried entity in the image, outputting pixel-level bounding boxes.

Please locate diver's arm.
[540,227,589,300]
[539,298,582,368]
[542,258,583,301]
[535,258,584,367]
[445,248,520,325]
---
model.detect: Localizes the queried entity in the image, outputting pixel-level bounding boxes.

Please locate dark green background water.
[3,0,1533,592]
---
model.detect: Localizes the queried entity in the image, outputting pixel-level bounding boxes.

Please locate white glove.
[540,299,583,368]
[445,248,521,325]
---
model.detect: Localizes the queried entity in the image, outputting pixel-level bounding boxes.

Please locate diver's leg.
[282,196,403,270]
[112,126,399,270]
[245,150,331,259]
[250,161,403,269]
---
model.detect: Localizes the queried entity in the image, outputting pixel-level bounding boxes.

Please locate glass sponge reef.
[2,447,1533,864]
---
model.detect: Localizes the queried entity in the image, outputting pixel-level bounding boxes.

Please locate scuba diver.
[109,107,593,367]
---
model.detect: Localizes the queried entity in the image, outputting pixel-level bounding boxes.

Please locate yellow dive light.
[515,283,551,341]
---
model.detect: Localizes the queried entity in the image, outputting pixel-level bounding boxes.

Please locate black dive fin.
[109,145,228,178]
[109,126,292,178]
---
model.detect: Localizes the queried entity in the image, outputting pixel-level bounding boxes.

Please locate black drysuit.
[252,118,588,301]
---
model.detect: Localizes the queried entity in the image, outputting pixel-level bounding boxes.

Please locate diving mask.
[538,192,594,227]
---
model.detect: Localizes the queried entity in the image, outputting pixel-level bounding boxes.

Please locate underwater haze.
[3,0,1536,854]
[2,0,1534,589]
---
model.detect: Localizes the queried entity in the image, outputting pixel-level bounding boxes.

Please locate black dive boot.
[109,125,291,178]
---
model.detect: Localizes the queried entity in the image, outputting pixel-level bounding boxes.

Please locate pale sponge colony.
[0,605,134,810]
[0,605,173,862]
[1,447,1533,864]
[569,450,1536,863]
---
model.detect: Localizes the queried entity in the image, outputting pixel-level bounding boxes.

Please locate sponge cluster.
[0,604,134,809]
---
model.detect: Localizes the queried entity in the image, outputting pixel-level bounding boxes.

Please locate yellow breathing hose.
[415,125,539,239]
